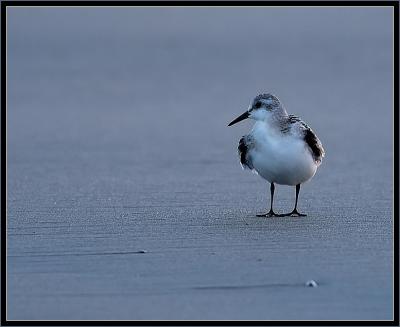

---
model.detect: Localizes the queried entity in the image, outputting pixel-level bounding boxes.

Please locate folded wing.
[238,135,254,170]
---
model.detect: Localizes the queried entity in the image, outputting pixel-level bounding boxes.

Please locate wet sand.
[7,7,393,320]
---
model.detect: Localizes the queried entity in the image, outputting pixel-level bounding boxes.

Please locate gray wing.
[300,123,325,163]
[304,128,324,161]
[238,135,254,170]
[288,115,325,163]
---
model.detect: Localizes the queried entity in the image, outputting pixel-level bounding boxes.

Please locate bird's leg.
[284,184,307,217]
[257,182,284,217]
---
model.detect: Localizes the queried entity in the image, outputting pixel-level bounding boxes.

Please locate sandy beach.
[7,6,393,320]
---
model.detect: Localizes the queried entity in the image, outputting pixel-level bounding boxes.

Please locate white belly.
[249,131,317,186]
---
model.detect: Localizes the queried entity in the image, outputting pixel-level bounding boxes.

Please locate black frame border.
[1,1,398,326]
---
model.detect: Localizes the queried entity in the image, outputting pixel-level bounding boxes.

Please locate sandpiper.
[228,93,325,217]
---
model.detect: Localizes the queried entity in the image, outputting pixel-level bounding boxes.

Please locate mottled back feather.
[304,128,324,162]
[238,135,254,170]
[286,115,325,163]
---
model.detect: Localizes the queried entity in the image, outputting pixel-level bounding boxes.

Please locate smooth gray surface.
[7,7,393,320]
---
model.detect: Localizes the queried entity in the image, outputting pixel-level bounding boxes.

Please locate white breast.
[248,122,317,186]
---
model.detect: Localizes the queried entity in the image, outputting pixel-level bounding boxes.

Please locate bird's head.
[228,93,285,126]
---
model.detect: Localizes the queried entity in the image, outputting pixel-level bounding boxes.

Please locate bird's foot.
[256,210,284,218]
[283,209,307,217]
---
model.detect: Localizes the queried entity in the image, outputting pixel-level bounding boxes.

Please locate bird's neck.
[253,120,281,138]
[262,111,289,134]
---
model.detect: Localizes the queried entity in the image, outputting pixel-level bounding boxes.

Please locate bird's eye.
[254,101,262,109]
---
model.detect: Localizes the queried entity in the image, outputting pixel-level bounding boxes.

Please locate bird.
[228,93,325,217]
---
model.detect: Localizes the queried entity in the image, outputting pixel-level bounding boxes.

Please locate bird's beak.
[228,111,250,126]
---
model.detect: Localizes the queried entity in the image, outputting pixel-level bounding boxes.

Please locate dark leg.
[257,182,283,217]
[284,184,307,217]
